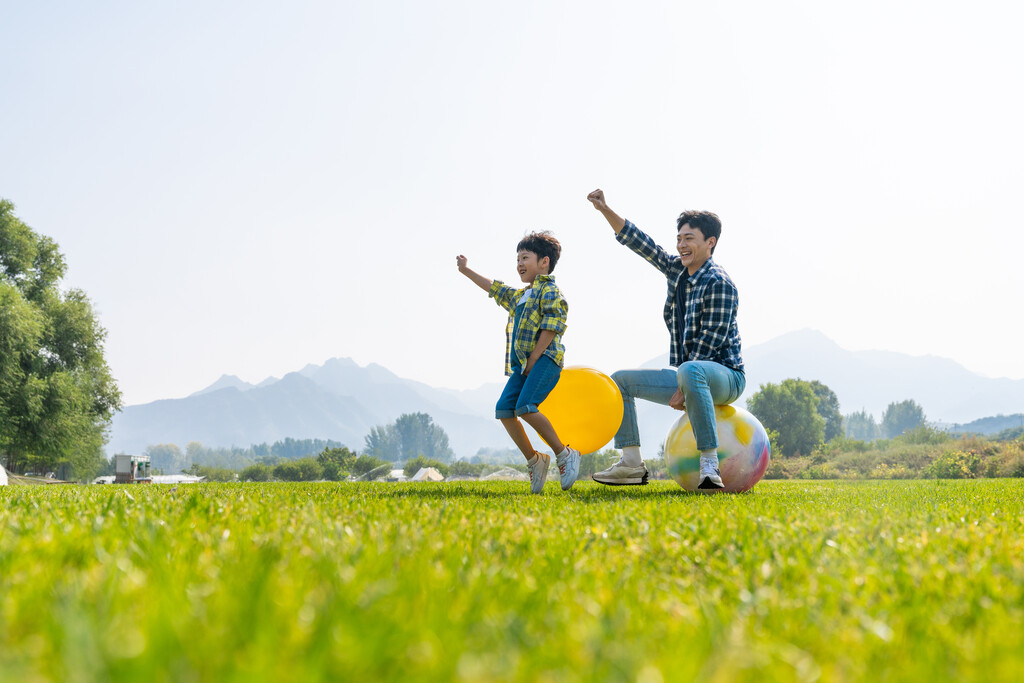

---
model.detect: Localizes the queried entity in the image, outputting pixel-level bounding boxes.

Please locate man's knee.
[677,362,706,391]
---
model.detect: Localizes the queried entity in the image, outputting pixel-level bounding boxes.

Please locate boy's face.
[517,250,549,283]
[677,223,716,275]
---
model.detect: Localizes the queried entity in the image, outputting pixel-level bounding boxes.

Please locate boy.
[456,231,581,494]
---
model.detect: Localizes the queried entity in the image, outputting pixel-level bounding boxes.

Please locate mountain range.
[106,330,1024,459]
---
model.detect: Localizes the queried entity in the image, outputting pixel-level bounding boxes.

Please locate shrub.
[925,450,980,479]
[274,457,324,482]
[804,463,839,480]
[239,464,273,482]
[869,463,913,479]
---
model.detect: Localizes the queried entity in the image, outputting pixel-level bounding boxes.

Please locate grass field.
[2,479,1022,682]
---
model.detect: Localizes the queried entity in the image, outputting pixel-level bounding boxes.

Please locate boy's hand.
[669,389,686,411]
[523,357,534,376]
[587,188,607,211]
[456,254,468,272]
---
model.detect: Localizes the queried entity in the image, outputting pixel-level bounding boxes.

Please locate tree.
[808,380,843,442]
[844,410,881,441]
[882,399,926,438]
[0,199,122,479]
[747,379,825,457]
[365,413,454,462]
[144,443,186,473]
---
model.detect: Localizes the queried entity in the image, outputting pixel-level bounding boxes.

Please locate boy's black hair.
[517,231,561,273]
[676,211,722,254]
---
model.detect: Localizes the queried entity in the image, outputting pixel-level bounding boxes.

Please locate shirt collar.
[685,258,714,283]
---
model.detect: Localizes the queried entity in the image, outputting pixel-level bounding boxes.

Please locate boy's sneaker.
[527,452,550,494]
[698,456,724,490]
[593,461,649,486]
[556,446,581,491]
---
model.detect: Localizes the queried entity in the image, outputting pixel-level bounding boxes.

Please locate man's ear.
[706,236,717,252]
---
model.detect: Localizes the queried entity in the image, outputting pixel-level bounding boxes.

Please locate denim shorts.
[495,355,562,418]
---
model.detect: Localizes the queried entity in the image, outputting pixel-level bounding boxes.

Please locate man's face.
[677,223,715,274]
[517,250,549,283]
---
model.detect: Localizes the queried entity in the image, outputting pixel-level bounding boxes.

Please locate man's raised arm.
[587,188,626,234]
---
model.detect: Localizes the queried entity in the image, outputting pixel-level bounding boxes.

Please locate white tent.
[410,467,444,482]
[0,463,7,486]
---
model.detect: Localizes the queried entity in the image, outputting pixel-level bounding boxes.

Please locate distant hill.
[108,330,1024,459]
[108,358,507,459]
[945,414,1024,436]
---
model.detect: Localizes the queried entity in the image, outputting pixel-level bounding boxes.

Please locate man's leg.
[677,361,746,488]
[593,368,677,486]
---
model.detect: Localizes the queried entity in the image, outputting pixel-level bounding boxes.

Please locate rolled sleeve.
[488,280,519,313]
[538,285,568,335]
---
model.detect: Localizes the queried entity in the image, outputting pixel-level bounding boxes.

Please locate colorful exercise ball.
[664,405,770,493]
[539,366,623,455]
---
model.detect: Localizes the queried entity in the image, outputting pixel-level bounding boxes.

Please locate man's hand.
[669,390,686,411]
[456,254,468,272]
[587,188,626,234]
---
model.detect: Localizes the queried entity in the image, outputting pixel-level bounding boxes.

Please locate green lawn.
[2,480,1022,682]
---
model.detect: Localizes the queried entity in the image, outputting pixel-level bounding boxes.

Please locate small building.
[114,454,152,484]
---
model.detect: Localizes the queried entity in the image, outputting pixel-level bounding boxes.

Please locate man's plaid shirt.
[616,220,744,372]
[488,274,568,376]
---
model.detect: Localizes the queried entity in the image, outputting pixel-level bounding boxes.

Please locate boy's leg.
[497,368,549,493]
[496,369,534,460]
[515,357,580,490]
[594,369,677,486]
[677,361,746,489]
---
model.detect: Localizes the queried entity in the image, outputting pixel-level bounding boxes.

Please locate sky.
[2,0,1022,407]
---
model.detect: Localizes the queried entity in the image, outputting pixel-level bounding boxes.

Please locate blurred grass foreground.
[1,479,1022,682]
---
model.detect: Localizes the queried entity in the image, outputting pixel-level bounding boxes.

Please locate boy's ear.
[540,255,551,272]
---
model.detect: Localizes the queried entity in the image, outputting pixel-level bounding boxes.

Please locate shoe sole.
[593,471,649,486]
[697,476,724,490]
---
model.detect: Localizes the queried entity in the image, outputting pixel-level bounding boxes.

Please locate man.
[586,189,745,489]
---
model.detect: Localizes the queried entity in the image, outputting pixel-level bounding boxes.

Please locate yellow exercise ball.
[539,366,623,454]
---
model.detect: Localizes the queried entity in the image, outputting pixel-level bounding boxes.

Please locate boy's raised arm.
[456,255,493,292]
[587,188,626,234]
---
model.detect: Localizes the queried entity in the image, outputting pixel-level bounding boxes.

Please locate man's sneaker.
[698,456,724,490]
[527,452,550,494]
[593,461,649,486]
[556,446,581,491]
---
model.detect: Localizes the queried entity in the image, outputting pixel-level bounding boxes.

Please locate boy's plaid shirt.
[488,274,568,376]
[616,220,744,372]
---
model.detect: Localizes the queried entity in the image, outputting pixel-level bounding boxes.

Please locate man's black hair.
[676,211,722,254]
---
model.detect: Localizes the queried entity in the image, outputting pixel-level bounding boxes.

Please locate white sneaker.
[698,456,724,490]
[527,452,550,494]
[593,460,649,486]
[556,446,581,491]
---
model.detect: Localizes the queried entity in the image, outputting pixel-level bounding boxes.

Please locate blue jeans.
[611,361,746,451]
[495,355,562,418]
